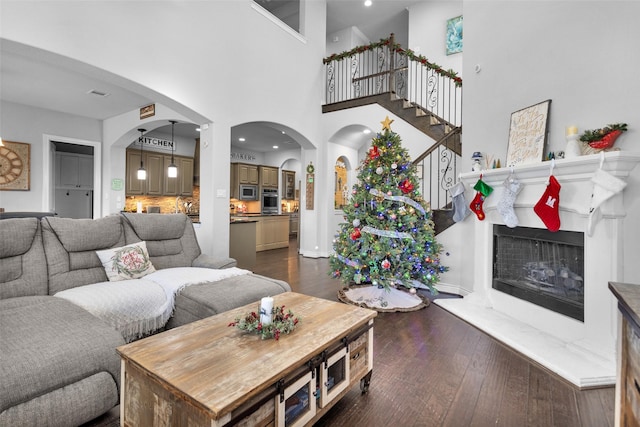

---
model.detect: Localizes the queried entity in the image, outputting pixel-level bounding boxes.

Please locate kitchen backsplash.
[124,186,200,214]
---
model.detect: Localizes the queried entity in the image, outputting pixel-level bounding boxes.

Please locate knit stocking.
[469,178,493,221]
[450,181,471,222]
[497,175,522,228]
[534,175,561,232]
[587,168,627,236]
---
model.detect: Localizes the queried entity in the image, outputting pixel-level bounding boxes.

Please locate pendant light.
[167,120,178,178]
[137,128,147,180]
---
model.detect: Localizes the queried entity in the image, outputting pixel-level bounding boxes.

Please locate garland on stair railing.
[323,36,462,87]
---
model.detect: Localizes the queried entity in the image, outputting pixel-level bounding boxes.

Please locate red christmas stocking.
[534,175,561,232]
[469,178,493,221]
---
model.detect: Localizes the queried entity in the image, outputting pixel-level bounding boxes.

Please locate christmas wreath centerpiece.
[579,123,628,151]
[229,305,301,340]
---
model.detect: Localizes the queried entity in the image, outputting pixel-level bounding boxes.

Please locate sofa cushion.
[0,372,118,427]
[167,274,292,329]
[43,216,122,252]
[0,218,48,299]
[121,213,202,269]
[0,217,39,258]
[0,296,125,417]
[96,241,156,281]
[42,215,125,294]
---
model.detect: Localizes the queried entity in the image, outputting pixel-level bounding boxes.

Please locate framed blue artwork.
[446,15,463,55]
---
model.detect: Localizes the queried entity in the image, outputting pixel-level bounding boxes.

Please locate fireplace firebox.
[492,225,585,321]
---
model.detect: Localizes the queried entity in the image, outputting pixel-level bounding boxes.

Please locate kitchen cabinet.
[229,220,257,269]
[231,163,258,186]
[230,163,259,199]
[164,156,194,196]
[56,153,93,189]
[239,163,259,185]
[289,213,298,236]
[126,149,193,196]
[282,170,295,199]
[145,152,164,196]
[259,166,279,188]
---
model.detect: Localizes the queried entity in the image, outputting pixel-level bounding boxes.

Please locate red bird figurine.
[580,123,628,150]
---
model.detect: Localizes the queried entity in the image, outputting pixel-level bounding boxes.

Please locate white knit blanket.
[55,267,250,342]
[55,279,171,342]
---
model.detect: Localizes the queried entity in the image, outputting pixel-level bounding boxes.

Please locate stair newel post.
[389,33,395,96]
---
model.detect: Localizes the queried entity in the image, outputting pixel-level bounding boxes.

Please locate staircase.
[322,35,463,234]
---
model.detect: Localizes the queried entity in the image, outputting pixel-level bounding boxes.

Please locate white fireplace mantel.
[436,151,640,388]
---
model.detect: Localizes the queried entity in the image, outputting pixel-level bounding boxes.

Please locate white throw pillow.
[96,241,156,281]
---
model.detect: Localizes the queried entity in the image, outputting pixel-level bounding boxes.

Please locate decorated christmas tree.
[329,117,448,294]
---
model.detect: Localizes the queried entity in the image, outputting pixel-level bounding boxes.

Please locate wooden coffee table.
[117,292,376,427]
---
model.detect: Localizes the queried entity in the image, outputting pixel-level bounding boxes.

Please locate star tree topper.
[381,116,394,131]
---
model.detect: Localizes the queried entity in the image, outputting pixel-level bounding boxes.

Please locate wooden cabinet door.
[126,150,144,195]
[58,153,79,188]
[179,157,194,196]
[145,152,164,196]
[57,153,93,189]
[282,171,295,199]
[260,166,279,188]
[247,165,259,185]
[77,156,93,188]
[163,155,179,196]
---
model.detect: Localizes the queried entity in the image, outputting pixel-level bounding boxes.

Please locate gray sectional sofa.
[0,213,291,426]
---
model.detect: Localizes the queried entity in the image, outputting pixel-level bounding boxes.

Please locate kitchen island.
[230,214,289,252]
[229,218,257,269]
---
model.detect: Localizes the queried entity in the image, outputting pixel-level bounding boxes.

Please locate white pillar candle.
[260,297,274,325]
[136,202,142,213]
[566,126,578,136]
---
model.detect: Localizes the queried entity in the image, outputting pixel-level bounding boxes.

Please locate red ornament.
[399,179,414,194]
[369,146,380,160]
[381,259,391,269]
[350,227,361,240]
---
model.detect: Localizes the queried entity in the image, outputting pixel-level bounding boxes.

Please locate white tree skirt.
[339,285,428,312]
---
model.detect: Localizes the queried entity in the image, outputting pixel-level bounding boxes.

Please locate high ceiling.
[0,0,419,152]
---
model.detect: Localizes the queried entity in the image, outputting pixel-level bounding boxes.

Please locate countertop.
[609,281,640,329]
[231,213,293,217]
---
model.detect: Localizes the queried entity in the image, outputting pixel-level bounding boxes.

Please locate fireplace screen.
[493,225,584,321]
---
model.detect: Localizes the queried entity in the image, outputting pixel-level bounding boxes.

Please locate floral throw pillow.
[96,241,156,281]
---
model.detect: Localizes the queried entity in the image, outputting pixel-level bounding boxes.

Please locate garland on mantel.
[323,37,462,87]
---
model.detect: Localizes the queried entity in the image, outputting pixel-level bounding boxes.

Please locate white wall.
[0,0,327,258]
[439,0,640,292]
[408,1,463,79]
[326,26,370,56]
[0,101,102,212]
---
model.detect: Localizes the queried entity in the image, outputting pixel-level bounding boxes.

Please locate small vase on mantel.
[564,126,582,158]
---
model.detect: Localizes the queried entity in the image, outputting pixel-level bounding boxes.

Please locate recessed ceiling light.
[363,129,371,134]
[282,131,286,134]
[196,127,201,132]
[364,0,372,7]
[273,145,279,149]
[238,137,246,142]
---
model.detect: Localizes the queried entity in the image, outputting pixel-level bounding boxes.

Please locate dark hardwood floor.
[255,239,615,427]
[89,237,615,426]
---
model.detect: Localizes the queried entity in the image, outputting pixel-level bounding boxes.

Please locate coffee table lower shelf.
[118,292,376,427]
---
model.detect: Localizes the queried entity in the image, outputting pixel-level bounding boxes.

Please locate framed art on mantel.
[505,99,551,167]
[0,140,30,191]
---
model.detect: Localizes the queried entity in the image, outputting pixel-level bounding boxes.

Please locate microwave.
[239,185,258,201]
